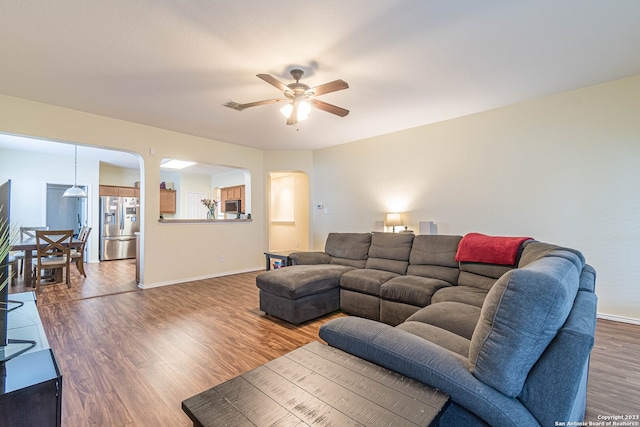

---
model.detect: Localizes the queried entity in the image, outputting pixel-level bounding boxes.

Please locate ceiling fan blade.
[286,103,297,126]
[309,99,349,117]
[308,79,349,96]
[224,99,285,111]
[257,74,291,93]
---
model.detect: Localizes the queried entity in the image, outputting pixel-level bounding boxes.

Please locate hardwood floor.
[585,319,640,420]
[10,258,138,305]
[10,264,640,426]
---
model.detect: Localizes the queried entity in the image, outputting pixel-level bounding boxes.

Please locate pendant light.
[63,145,87,198]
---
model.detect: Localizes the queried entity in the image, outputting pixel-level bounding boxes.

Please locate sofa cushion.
[468,250,583,397]
[340,269,400,296]
[365,232,414,274]
[319,317,541,426]
[397,321,471,357]
[325,232,372,268]
[406,302,482,340]
[431,286,488,308]
[379,300,422,326]
[289,251,330,265]
[330,257,370,269]
[341,289,381,321]
[579,264,596,293]
[457,263,514,290]
[380,275,452,307]
[518,289,597,427]
[518,240,585,268]
[256,264,354,299]
[406,235,461,284]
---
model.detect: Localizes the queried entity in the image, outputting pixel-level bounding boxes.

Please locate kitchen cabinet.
[220,185,245,212]
[99,185,118,196]
[117,187,138,197]
[160,189,176,214]
[99,185,139,197]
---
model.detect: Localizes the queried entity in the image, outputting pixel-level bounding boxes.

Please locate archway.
[267,171,309,251]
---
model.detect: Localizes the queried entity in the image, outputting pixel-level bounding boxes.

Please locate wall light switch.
[316,203,324,209]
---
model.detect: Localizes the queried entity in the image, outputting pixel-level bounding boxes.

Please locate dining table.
[11,236,83,286]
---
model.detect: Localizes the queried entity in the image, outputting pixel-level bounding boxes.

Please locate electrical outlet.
[219,255,224,262]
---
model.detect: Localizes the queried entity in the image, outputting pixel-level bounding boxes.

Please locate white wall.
[311,74,640,322]
[212,169,245,189]
[0,94,266,288]
[100,163,140,188]
[0,147,102,263]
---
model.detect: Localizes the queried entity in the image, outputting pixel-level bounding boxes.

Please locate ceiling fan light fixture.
[280,103,293,118]
[280,101,311,121]
[233,70,349,125]
[297,101,311,120]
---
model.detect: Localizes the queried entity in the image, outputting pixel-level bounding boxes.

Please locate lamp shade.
[63,186,87,198]
[386,213,402,227]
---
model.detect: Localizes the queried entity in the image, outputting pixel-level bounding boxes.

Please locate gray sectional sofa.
[256,232,597,426]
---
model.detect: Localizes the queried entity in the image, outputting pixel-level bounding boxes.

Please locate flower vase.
[207,209,216,219]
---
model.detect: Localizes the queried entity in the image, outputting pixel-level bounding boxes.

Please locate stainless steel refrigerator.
[99,195,140,261]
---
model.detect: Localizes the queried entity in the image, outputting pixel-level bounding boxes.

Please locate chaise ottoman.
[256,264,354,324]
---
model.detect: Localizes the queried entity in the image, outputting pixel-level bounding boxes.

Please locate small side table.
[264,250,298,271]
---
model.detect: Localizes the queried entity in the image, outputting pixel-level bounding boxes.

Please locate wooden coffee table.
[182,341,450,426]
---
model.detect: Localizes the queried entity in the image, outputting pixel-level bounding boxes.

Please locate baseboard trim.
[139,267,263,289]
[597,313,640,326]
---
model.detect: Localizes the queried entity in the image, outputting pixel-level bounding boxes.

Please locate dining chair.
[7,254,18,286]
[32,229,73,293]
[14,226,49,275]
[70,226,92,278]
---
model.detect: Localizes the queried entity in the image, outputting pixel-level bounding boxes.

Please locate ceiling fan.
[224,69,349,126]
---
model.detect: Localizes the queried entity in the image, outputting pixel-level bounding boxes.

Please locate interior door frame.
[267,171,309,251]
[45,182,88,236]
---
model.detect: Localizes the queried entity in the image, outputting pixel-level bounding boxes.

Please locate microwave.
[224,199,241,213]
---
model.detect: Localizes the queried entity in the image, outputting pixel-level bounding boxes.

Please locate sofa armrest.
[289,251,331,265]
[319,317,539,427]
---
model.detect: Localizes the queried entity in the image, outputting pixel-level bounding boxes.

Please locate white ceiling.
[1,1,640,154]
[0,132,235,175]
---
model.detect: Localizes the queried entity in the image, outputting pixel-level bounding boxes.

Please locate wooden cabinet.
[117,187,138,197]
[220,185,245,213]
[99,185,139,197]
[160,189,176,214]
[99,185,119,196]
[100,185,176,214]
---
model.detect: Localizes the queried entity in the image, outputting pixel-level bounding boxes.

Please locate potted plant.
[201,198,219,219]
[0,205,17,295]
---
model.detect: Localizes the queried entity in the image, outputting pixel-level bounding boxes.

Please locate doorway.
[268,172,309,251]
[186,191,208,219]
[46,183,88,236]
